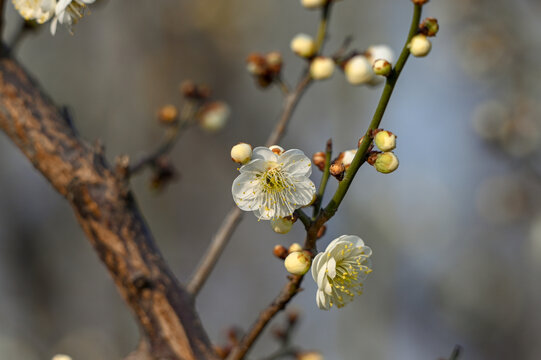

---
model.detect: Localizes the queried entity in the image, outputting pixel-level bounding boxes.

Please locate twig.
[312,138,332,218]
[294,209,312,230]
[448,345,462,360]
[9,21,38,53]
[227,5,425,359]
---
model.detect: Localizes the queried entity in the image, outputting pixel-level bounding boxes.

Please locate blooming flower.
[232,147,316,220]
[12,0,56,24]
[50,0,95,35]
[311,235,372,310]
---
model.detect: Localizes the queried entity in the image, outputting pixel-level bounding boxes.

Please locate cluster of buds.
[274,243,312,276]
[409,17,439,57]
[341,45,395,86]
[246,52,284,88]
[180,80,212,100]
[366,129,399,174]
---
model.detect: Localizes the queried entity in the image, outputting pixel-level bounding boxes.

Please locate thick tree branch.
[0,54,218,360]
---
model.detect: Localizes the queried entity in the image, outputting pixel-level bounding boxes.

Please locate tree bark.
[0,53,218,360]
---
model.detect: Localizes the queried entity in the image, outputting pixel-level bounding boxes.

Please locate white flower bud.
[372,59,392,77]
[52,355,72,360]
[341,149,357,169]
[374,130,396,151]
[290,34,316,58]
[374,152,399,174]
[199,101,230,132]
[269,145,285,155]
[284,251,311,275]
[344,56,374,85]
[231,143,252,164]
[300,0,327,9]
[408,34,432,57]
[310,57,335,80]
[366,44,395,65]
[271,217,294,234]
[289,243,303,253]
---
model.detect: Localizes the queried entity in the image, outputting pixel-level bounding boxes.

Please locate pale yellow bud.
[52,355,72,360]
[408,34,432,57]
[291,34,316,58]
[374,152,399,174]
[372,59,392,77]
[344,55,373,85]
[374,130,396,151]
[300,0,327,9]
[284,251,311,275]
[231,143,252,164]
[199,101,230,132]
[271,217,294,234]
[310,57,335,80]
[289,243,303,253]
[297,352,324,360]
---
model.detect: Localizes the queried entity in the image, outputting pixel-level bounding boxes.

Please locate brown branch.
[0,54,218,360]
[187,74,312,296]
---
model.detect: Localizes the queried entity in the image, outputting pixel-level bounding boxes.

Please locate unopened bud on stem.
[409,34,432,57]
[231,143,252,164]
[284,251,311,275]
[310,57,335,80]
[313,152,326,171]
[374,152,399,173]
[374,130,397,151]
[291,34,316,58]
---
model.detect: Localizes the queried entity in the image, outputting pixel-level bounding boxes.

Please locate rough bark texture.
[0,54,218,360]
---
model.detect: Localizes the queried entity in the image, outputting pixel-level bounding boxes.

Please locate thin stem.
[227,6,425,359]
[448,345,462,360]
[294,209,311,230]
[314,3,332,53]
[312,138,332,218]
[187,75,313,296]
[275,77,290,96]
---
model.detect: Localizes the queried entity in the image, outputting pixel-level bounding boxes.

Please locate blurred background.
[1,0,540,359]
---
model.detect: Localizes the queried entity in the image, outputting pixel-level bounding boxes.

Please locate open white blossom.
[50,0,94,35]
[232,147,315,220]
[311,235,372,310]
[12,0,56,24]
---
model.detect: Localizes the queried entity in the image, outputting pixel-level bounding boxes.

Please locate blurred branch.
[187,74,313,296]
[448,345,462,360]
[9,21,39,53]
[0,55,218,360]
[227,4,425,359]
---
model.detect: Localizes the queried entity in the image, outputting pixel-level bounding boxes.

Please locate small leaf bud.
[372,59,392,77]
[284,251,311,275]
[312,152,326,171]
[231,143,252,164]
[269,145,285,155]
[271,217,294,234]
[157,104,179,124]
[330,162,345,181]
[290,34,316,58]
[296,351,323,360]
[310,57,335,80]
[408,34,432,57]
[289,243,303,253]
[366,44,395,65]
[344,55,373,85]
[374,152,399,174]
[420,17,439,37]
[273,244,289,260]
[246,53,267,76]
[316,224,327,239]
[374,130,397,151]
[300,0,327,9]
[199,101,230,132]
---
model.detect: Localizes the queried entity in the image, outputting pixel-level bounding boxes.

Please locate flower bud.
[246,53,267,76]
[271,217,294,234]
[411,0,429,4]
[312,152,326,171]
[265,51,283,73]
[310,57,335,80]
[296,351,323,360]
[340,149,357,169]
[199,101,230,132]
[52,356,72,360]
[300,0,327,9]
[420,17,439,37]
[284,251,311,275]
[374,152,399,174]
[269,145,285,155]
[344,55,373,85]
[366,44,394,65]
[330,162,345,180]
[157,104,179,124]
[289,243,303,253]
[374,130,396,151]
[372,59,392,77]
[273,244,289,259]
[408,34,432,57]
[316,224,327,239]
[290,34,316,58]
[231,143,252,164]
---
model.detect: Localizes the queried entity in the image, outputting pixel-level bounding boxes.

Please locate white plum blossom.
[311,235,372,310]
[50,0,95,35]
[232,147,316,220]
[12,0,56,24]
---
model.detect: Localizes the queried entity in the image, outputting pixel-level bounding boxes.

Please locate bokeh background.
[1,0,540,359]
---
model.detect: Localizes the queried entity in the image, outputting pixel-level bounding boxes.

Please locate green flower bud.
[374,152,399,174]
